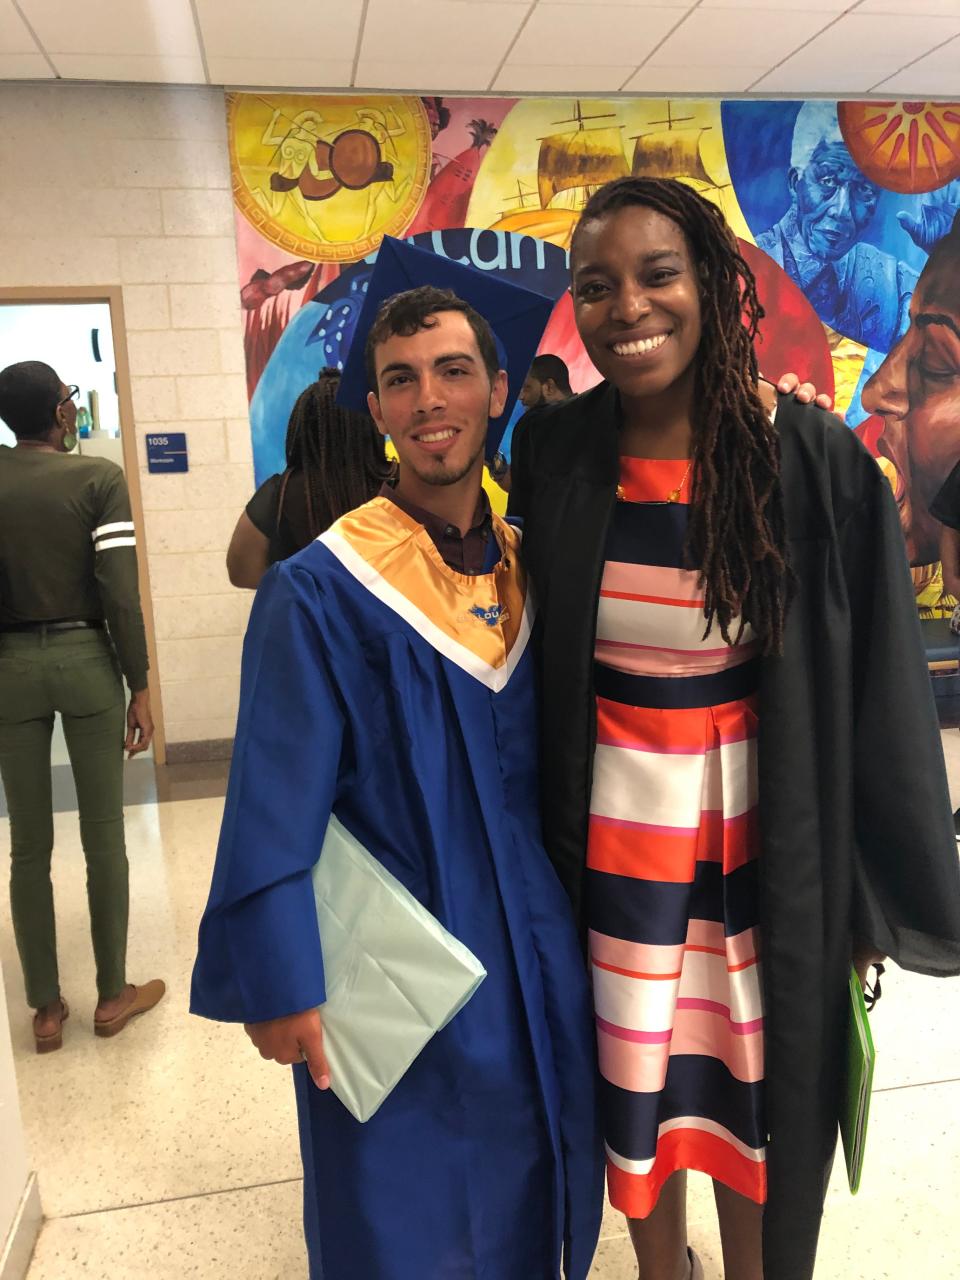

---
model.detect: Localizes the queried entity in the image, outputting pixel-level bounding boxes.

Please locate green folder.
[839,967,876,1194]
[311,816,487,1123]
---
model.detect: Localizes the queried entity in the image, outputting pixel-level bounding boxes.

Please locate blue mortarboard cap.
[336,236,556,459]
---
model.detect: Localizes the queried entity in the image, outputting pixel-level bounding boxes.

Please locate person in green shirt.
[0,360,164,1054]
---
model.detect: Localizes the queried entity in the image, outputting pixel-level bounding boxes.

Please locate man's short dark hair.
[0,360,61,439]
[365,286,500,392]
[529,354,572,394]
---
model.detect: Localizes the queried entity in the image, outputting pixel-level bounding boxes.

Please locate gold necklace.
[617,459,693,503]
[667,460,693,503]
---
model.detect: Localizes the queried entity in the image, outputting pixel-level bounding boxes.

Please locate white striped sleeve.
[92,521,135,543]
[96,536,138,551]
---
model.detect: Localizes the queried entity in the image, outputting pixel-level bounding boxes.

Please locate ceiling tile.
[195,0,363,61]
[20,0,200,56]
[751,62,906,94]
[493,63,638,92]
[539,0,692,6]
[872,70,960,95]
[510,4,684,65]
[354,58,500,92]
[872,33,960,92]
[0,51,52,76]
[0,0,37,52]
[206,56,354,88]
[768,10,960,68]
[751,11,960,93]
[623,63,770,92]
[360,0,526,64]
[646,7,837,67]
[700,0,849,7]
[50,53,206,83]
[855,0,960,13]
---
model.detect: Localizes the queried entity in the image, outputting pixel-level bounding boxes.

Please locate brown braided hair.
[571,177,791,655]
[283,368,394,539]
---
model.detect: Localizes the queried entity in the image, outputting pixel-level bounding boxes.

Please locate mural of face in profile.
[861,211,960,566]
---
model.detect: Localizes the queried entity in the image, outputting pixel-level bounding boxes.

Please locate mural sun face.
[838,101,960,195]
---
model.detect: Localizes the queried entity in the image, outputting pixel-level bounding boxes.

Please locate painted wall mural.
[228,93,960,613]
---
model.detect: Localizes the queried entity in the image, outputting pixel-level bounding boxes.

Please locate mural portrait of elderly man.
[757,102,917,353]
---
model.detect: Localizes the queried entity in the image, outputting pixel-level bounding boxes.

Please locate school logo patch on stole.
[319,498,534,693]
[468,604,509,628]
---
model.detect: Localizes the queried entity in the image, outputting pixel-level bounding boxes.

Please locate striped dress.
[587,456,766,1219]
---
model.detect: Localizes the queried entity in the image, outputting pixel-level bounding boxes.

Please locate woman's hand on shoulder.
[773,372,838,415]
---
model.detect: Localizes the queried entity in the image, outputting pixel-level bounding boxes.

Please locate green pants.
[0,628,128,1008]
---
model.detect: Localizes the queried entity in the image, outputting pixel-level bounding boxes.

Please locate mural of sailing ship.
[490,100,627,247]
[489,99,730,249]
[630,102,732,199]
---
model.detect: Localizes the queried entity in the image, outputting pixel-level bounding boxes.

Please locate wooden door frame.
[0,285,167,764]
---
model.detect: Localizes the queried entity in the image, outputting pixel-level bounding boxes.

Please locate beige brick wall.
[0,82,254,750]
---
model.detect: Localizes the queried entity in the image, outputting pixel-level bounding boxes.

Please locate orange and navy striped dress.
[587,456,766,1219]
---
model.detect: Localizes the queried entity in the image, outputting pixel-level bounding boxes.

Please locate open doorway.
[0,288,165,779]
[0,301,122,459]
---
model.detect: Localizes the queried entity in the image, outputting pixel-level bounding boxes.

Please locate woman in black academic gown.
[509,177,960,1280]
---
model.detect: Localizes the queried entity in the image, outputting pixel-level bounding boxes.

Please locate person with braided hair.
[227,368,393,588]
[509,177,960,1280]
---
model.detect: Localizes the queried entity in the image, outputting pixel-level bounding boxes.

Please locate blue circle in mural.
[250,228,571,485]
[721,100,930,360]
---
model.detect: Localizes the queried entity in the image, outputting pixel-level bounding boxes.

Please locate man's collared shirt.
[379,482,494,576]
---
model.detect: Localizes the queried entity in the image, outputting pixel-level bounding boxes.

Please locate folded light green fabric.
[311,815,487,1122]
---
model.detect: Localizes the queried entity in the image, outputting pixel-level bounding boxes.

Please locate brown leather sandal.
[688,1247,704,1280]
[34,998,69,1054]
[94,979,166,1038]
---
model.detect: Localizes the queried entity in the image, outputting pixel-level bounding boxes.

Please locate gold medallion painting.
[229,93,431,262]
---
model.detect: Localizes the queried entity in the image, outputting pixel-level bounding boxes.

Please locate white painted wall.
[0,82,254,749]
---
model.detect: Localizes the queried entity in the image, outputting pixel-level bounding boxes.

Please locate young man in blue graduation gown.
[191,283,604,1280]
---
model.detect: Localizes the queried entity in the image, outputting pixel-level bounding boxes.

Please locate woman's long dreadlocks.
[283,368,394,539]
[573,177,791,655]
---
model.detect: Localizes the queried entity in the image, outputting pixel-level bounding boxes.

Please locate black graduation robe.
[509,383,960,1280]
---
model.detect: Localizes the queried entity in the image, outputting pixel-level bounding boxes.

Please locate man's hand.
[776,371,835,413]
[125,689,154,758]
[244,1008,331,1091]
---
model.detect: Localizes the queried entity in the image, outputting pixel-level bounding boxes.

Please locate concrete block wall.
[0,82,254,752]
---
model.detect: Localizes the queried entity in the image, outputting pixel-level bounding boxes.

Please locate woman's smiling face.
[571,205,703,404]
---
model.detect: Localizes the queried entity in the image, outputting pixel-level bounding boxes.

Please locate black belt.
[0,619,104,634]
[594,655,760,709]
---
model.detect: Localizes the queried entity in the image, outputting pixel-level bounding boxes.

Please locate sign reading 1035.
[146,433,188,474]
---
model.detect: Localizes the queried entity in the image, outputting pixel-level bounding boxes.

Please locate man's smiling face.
[368,309,507,490]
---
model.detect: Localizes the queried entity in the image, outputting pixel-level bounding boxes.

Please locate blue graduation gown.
[191,498,603,1280]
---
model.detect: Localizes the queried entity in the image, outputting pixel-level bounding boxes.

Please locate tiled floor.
[3,740,960,1278]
